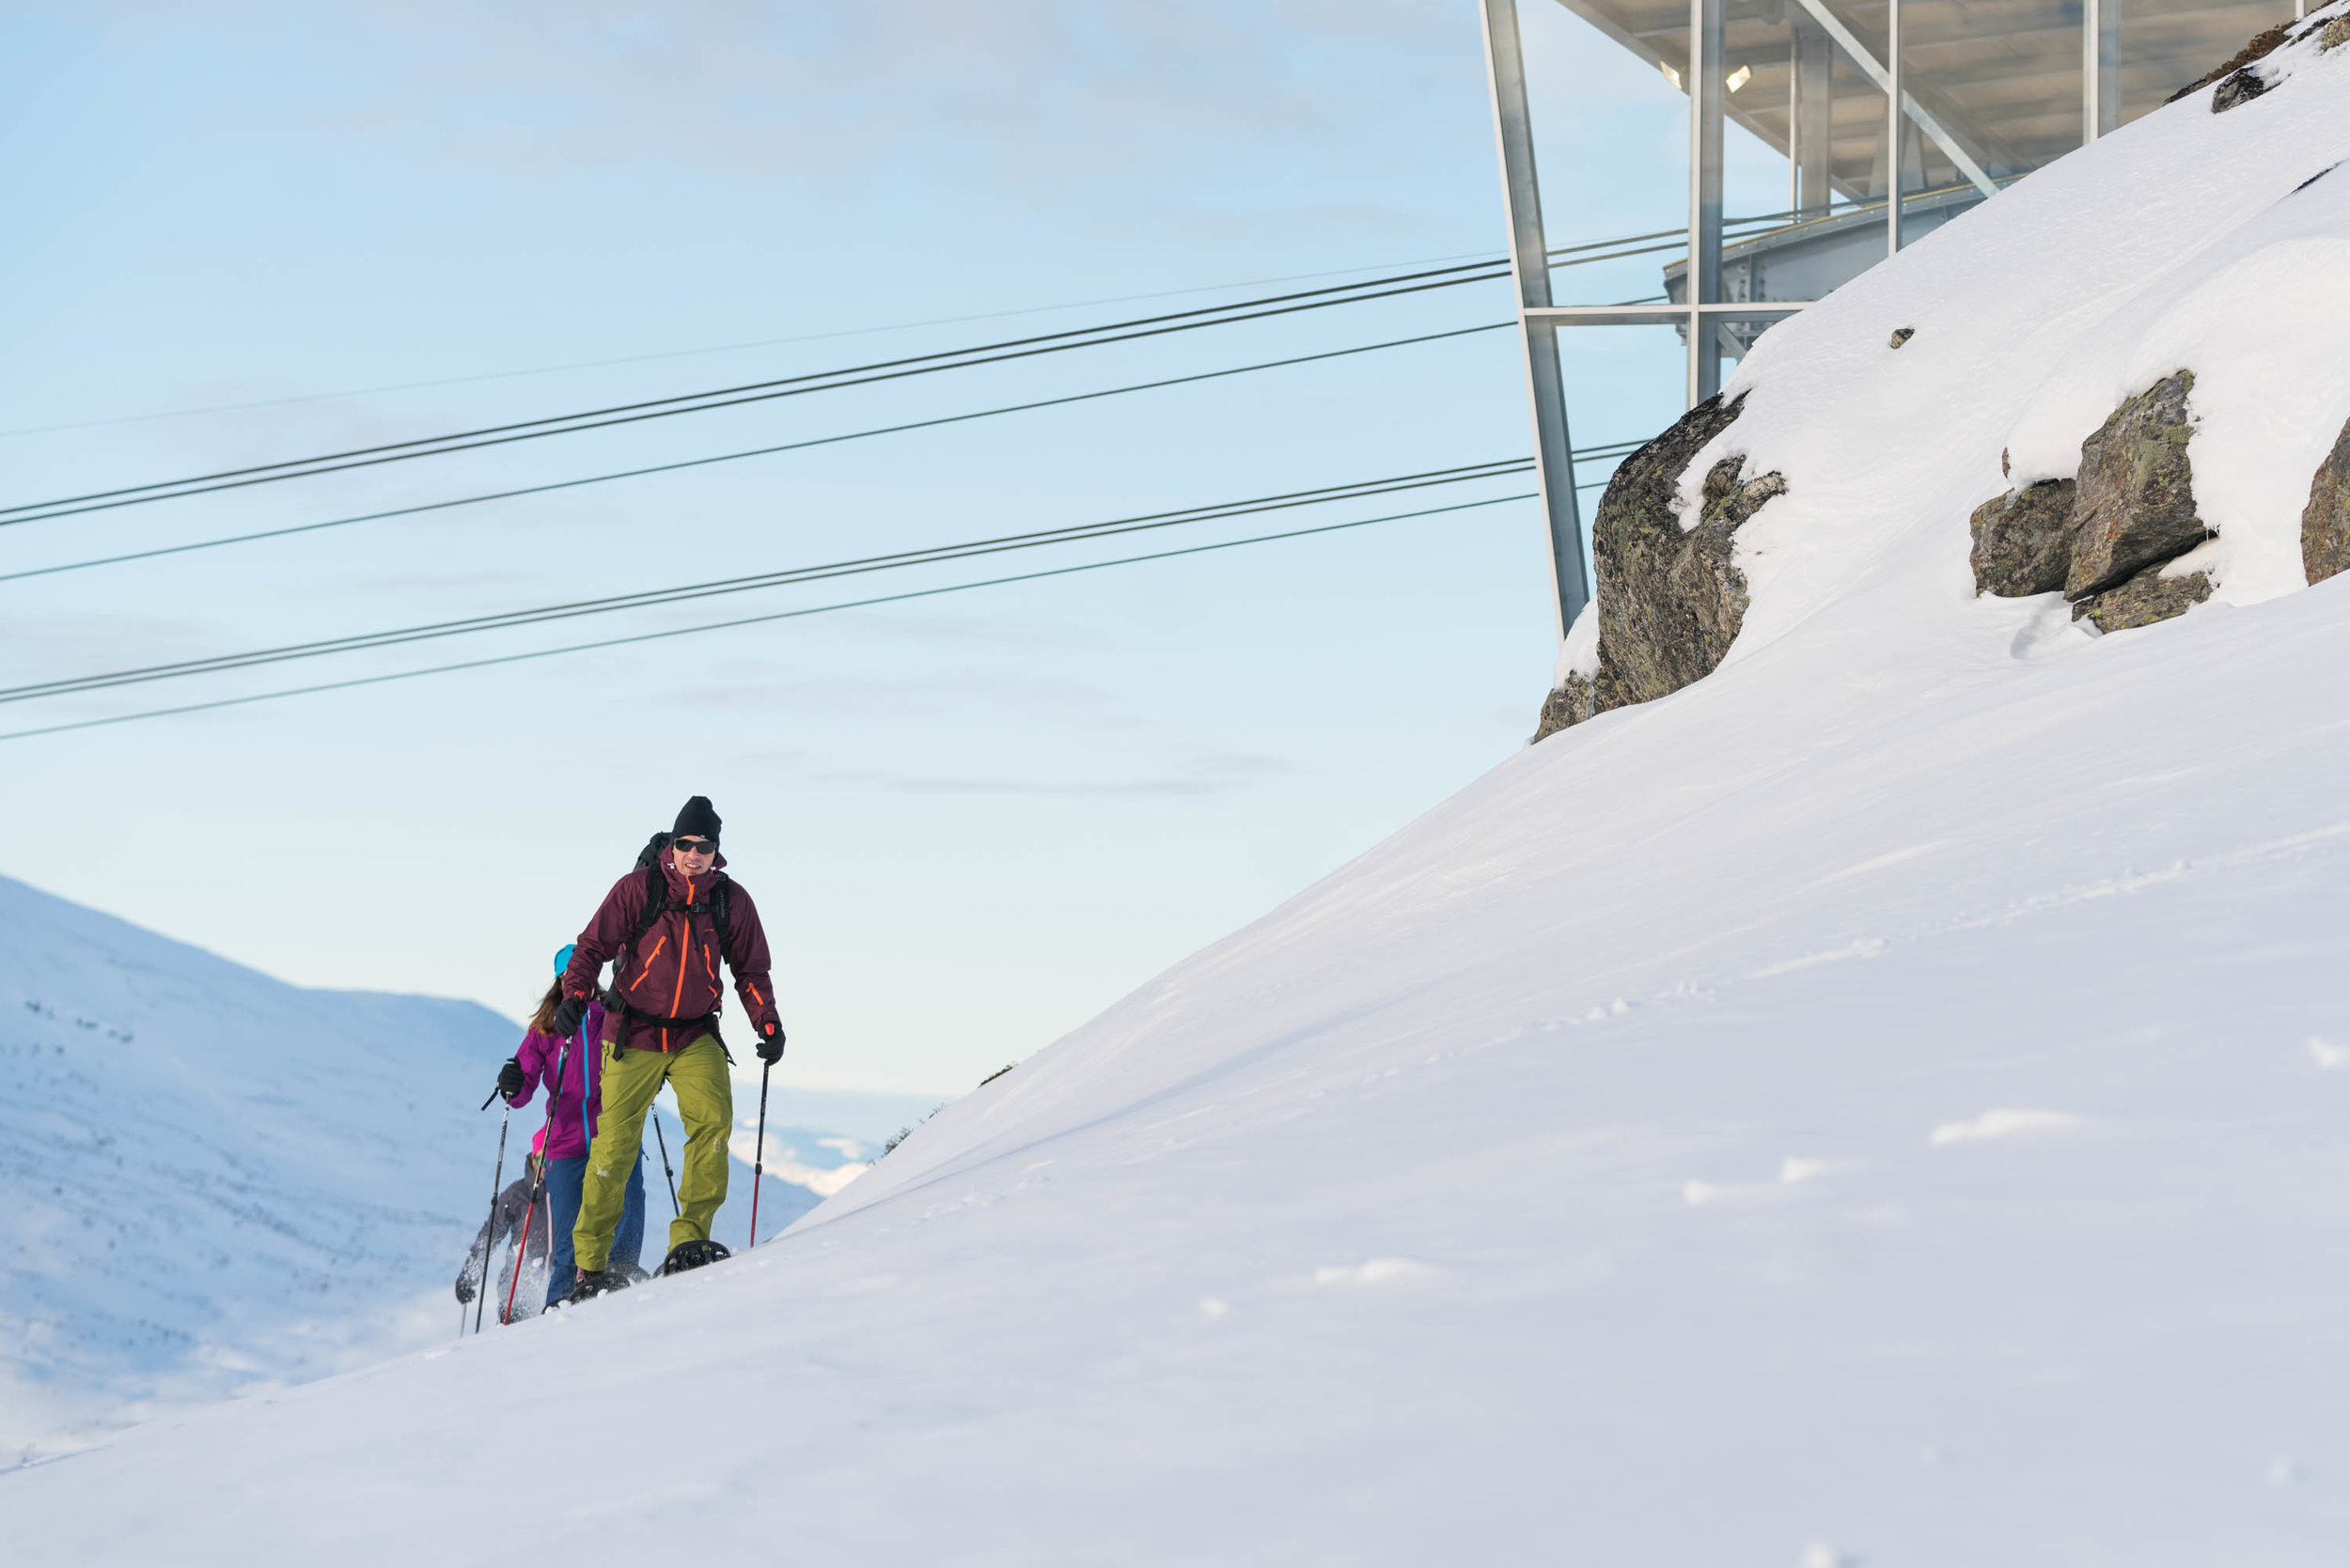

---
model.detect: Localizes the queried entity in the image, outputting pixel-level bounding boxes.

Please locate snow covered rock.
[2213,61,2279,113]
[1532,393,1785,739]
[1967,368,2217,633]
[2175,20,2296,109]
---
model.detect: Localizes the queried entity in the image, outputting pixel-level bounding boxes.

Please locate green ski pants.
[574,1033,732,1271]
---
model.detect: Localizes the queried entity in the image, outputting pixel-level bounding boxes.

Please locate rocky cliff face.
[2302,414,2350,584]
[1967,370,2217,634]
[1532,394,1786,742]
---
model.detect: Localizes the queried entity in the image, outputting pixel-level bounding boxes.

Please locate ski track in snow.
[16,17,2350,1565]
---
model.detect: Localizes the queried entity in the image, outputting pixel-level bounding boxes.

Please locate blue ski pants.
[544,1153,645,1306]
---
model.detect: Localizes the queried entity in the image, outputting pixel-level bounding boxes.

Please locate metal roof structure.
[1479,0,2300,641]
[1559,0,2291,197]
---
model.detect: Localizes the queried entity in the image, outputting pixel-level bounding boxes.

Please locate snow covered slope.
[13,24,2350,1567]
[0,872,516,1459]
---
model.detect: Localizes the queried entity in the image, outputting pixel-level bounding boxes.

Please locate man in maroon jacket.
[552,795,785,1294]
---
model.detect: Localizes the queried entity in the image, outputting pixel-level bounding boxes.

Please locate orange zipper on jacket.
[668,873,694,1022]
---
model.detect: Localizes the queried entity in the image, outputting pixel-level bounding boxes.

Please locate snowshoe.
[657,1239,731,1277]
[618,1262,652,1286]
[570,1266,633,1302]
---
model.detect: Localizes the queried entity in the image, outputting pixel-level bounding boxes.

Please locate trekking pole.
[747,1059,773,1248]
[471,1096,511,1336]
[499,1169,541,1327]
[650,1103,682,1218]
[500,1038,571,1326]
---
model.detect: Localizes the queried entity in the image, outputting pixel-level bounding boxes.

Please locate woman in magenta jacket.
[495,945,649,1307]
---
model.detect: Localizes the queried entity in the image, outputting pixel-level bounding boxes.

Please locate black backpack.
[602,832,734,1046]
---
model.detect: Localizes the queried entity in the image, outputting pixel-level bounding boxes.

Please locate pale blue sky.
[0,2,1791,1096]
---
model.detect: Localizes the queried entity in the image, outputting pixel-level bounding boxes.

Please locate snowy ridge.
[0,872,514,1459]
[14,36,2350,1566]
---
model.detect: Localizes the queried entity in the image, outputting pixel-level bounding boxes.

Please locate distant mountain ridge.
[0,871,516,1460]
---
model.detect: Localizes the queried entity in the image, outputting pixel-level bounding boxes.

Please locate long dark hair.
[529,977,566,1037]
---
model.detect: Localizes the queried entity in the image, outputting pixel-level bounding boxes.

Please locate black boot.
[658,1239,731,1277]
[571,1266,633,1302]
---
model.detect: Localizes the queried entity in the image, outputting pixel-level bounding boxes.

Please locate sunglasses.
[673,837,716,855]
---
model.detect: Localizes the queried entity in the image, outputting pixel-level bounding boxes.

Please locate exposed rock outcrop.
[2301,412,2350,584]
[2074,560,2215,632]
[1968,478,2076,596]
[1532,679,1596,739]
[1531,394,1786,742]
[2170,21,2291,104]
[2170,9,2350,110]
[1602,449,1787,704]
[1967,370,2213,630]
[2067,370,2205,596]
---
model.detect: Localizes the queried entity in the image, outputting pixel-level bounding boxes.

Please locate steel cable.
[0,323,1522,582]
[0,463,1540,704]
[0,492,1535,745]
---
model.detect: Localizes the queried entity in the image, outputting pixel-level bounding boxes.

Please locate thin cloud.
[671,671,1120,715]
[809,749,1295,798]
[327,0,1479,206]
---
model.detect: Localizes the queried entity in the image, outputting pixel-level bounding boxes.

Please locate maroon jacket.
[561,848,781,1052]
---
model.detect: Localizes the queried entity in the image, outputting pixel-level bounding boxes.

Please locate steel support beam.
[1688,0,1726,406]
[2082,0,2119,141]
[1528,303,1815,323]
[1784,0,2000,197]
[1888,0,1905,256]
[1792,17,1834,216]
[1480,0,1591,638]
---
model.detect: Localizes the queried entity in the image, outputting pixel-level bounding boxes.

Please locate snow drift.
[14,21,2350,1567]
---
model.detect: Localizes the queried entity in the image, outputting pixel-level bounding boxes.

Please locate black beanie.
[673,796,722,843]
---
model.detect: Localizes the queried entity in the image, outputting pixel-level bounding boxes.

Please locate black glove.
[495,1057,525,1103]
[551,993,588,1038]
[756,1022,786,1065]
[455,1272,477,1304]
